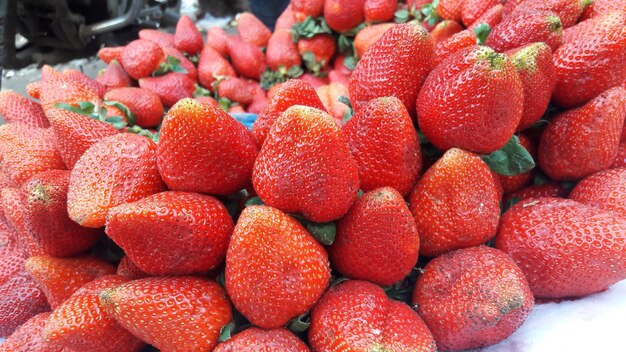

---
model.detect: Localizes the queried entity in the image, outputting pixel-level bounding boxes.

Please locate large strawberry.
[539,87,626,180]
[511,0,592,28]
[309,280,437,351]
[409,148,502,257]
[350,22,434,117]
[100,276,232,352]
[253,106,359,222]
[485,9,563,52]
[0,313,62,352]
[236,12,271,48]
[120,39,164,80]
[417,45,523,153]
[266,29,302,71]
[67,133,165,228]
[226,35,267,80]
[354,22,394,58]
[197,45,236,89]
[104,87,164,128]
[174,15,203,55]
[342,96,421,196]
[0,91,49,128]
[496,197,626,298]
[214,328,309,352]
[157,99,258,195]
[96,60,132,91]
[414,246,534,351]
[569,168,626,218]
[324,0,365,32]
[138,72,195,107]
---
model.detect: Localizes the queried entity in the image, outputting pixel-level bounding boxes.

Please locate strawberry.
[104,87,164,128]
[214,328,309,352]
[43,275,144,352]
[228,105,246,114]
[25,255,115,308]
[485,10,563,52]
[247,84,269,114]
[97,46,124,64]
[252,79,327,145]
[580,0,626,20]
[96,60,132,91]
[468,3,503,30]
[226,35,267,80]
[496,197,626,298]
[552,11,626,108]
[116,256,150,280]
[350,22,434,117]
[461,0,501,27]
[266,29,302,71]
[503,182,567,204]
[569,167,626,218]
[100,276,232,352]
[409,148,502,257]
[310,280,436,351]
[353,22,394,58]
[315,82,348,124]
[0,220,22,257]
[206,26,229,57]
[174,15,203,55]
[138,28,175,48]
[63,69,107,99]
[0,91,49,128]
[162,47,198,80]
[511,0,592,28]
[331,187,419,285]
[498,134,536,193]
[21,170,101,257]
[120,39,164,80]
[539,87,626,180]
[236,12,272,48]
[299,72,329,88]
[613,141,626,169]
[106,191,233,275]
[343,96,421,196]
[506,42,557,131]
[67,133,165,228]
[328,69,350,86]
[418,46,523,153]
[197,45,236,89]
[253,106,359,222]
[0,254,49,337]
[0,312,62,352]
[430,20,463,44]
[194,95,219,108]
[138,72,195,107]
[437,0,464,21]
[1,187,41,256]
[157,99,257,194]
[502,0,524,17]
[414,246,534,351]
[363,0,397,23]
[324,0,365,32]
[216,77,255,105]
[292,0,324,21]
[433,28,477,65]
[226,205,330,328]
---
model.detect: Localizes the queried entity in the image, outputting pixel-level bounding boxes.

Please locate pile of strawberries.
[0,0,626,350]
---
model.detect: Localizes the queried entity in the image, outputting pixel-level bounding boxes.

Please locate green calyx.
[288,312,311,332]
[421,0,442,26]
[301,51,327,77]
[481,135,535,176]
[291,16,332,43]
[338,95,354,124]
[152,55,188,76]
[473,23,491,45]
[125,125,159,143]
[260,65,303,90]
[55,101,131,130]
[218,322,236,342]
[547,15,563,33]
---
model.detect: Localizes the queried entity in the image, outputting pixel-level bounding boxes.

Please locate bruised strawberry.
[414,246,534,351]
[569,168,626,218]
[25,255,115,308]
[138,72,195,106]
[486,10,563,52]
[100,276,232,352]
[174,15,203,55]
[226,35,267,80]
[253,106,359,222]
[63,69,106,99]
[1,188,41,256]
[363,0,397,23]
[461,0,500,27]
[343,96,420,196]
[503,182,567,204]
[409,148,502,257]
[498,134,536,193]
[116,256,150,280]
[43,275,144,352]
[120,39,164,80]
[197,45,236,89]
[0,313,62,352]
[431,20,463,44]
[468,3,503,30]
[96,60,132,91]
[98,46,124,64]
[353,22,394,58]
[350,22,434,117]
[539,87,626,180]
[206,26,229,57]
[0,91,49,128]
[214,328,309,352]
[581,0,626,20]
[138,29,175,48]
[309,280,436,351]
[496,197,626,298]
[266,29,302,71]
[324,0,365,32]
[67,133,165,228]
[236,12,271,48]
[226,205,331,328]
[511,0,592,28]
[315,83,348,124]
[104,87,164,128]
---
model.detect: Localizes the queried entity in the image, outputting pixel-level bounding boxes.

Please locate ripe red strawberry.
[363,0,397,23]
[0,220,22,257]
[197,45,236,89]
[228,105,246,114]
[292,0,324,21]
[414,246,534,351]
[120,39,164,80]
[350,22,434,117]
[299,72,330,89]
[96,60,132,91]
[252,79,327,145]
[539,87,626,180]
[580,0,626,20]
[343,96,420,195]
[512,0,592,28]
[138,72,195,107]
[237,12,272,48]
[498,134,536,193]
[226,205,330,328]
[437,0,463,21]
[468,3,503,30]
[1,187,41,256]
[157,99,257,194]
[503,182,567,204]
[506,42,557,131]
[330,187,419,285]
[104,87,164,128]
[569,167,626,218]
[36,80,100,113]
[0,91,49,128]
[162,47,198,80]
[174,15,203,55]
[63,69,107,99]
[226,35,267,80]
[206,26,229,57]
[328,68,350,86]
[194,96,219,108]
[552,11,626,108]
[0,254,49,337]
[409,148,502,257]
[67,133,165,228]
[486,10,563,52]
[613,141,626,168]
[97,46,124,64]
[25,255,115,308]
[100,276,232,352]
[431,20,463,44]
[0,312,62,352]
[276,4,296,30]
[116,256,150,280]
[502,0,524,17]
[315,83,348,124]
[138,28,175,48]
[497,197,626,298]
[253,106,359,222]
[310,280,436,351]
[418,46,523,153]
[461,0,500,27]
[43,275,144,352]
[324,0,365,32]
[216,77,255,105]
[433,28,477,65]
[214,328,309,352]
[266,29,302,71]
[353,22,394,58]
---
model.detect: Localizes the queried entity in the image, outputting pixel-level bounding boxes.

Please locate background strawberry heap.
[1,0,626,351]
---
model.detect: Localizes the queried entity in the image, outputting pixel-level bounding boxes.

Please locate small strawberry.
[485,9,563,53]
[315,82,348,124]
[226,35,267,80]
[104,87,164,128]
[96,60,132,91]
[324,0,365,32]
[353,22,394,58]
[0,91,49,128]
[414,246,534,351]
[116,256,150,280]
[63,69,107,99]
[174,15,203,55]
[503,182,567,204]
[1,188,41,256]
[266,29,302,71]
[120,39,164,80]
[461,0,501,27]
[97,46,124,64]
[197,45,236,89]
[511,0,592,28]
[468,3,503,29]
[363,0,397,23]
[430,20,463,44]
[292,0,324,21]
[276,4,296,30]
[580,0,626,20]
[309,280,437,351]
[138,72,195,107]
[214,328,309,352]
[206,26,229,57]
[0,312,62,352]
[569,168,626,218]
[236,12,272,48]
[498,134,536,193]
[25,255,115,308]
[100,276,232,352]
[138,28,175,48]
[226,205,331,328]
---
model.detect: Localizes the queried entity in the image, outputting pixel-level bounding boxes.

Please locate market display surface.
[1,0,626,351]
